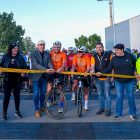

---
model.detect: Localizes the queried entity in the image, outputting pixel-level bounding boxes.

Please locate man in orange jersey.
[71,46,91,111]
[91,42,113,116]
[47,41,66,113]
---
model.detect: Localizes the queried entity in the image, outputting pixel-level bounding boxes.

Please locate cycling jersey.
[66,54,75,68]
[85,53,92,59]
[50,51,66,71]
[73,54,91,73]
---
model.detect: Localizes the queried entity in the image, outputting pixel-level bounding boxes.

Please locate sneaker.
[40,107,46,112]
[114,115,122,120]
[24,89,27,92]
[105,109,111,116]
[2,113,8,120]
[58,107,63,113]
[96,108,104,115]
[136,88,139,93]
[47,100,51,107]
[130,115,137,121]
[84,106,89,111]
[36,110,41,117]
[71,95,75,101]
[15,111,22,118]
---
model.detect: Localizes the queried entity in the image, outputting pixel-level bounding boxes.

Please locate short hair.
[6,43,20,56]
[114,44,124,51]
[95,42,103,47]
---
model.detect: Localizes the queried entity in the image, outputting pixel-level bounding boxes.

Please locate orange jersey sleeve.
[91,56,95,65]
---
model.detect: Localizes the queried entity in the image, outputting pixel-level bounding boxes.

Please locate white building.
[105,15,140,51]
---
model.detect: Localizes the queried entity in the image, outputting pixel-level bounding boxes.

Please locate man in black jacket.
[91,42,113,116]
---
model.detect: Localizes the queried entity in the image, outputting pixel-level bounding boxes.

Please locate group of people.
[0,40,140,121]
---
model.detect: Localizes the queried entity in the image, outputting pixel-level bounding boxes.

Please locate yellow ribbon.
[0,68,138,79]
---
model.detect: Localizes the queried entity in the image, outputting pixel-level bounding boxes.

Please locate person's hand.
[136,75,140,81]
[96,72,101,77]
[46,69,55,74]
[21,73,25,77]
[65,68,68,71]
[111,77,114,82]
[57,68,63,74]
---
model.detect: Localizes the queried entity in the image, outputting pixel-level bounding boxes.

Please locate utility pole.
[109,1,113,26]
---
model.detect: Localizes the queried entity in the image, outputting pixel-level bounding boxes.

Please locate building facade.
[105,15,140,51]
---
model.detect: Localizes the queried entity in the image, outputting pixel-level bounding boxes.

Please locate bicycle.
[74,76,89,118]
[45,78,67,120]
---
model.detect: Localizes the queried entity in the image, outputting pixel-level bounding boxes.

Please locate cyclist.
[71,46,91,111]
[66,47,75,91]
[85,49,92,59]
[63,49,67,55]
[47,41,66,113]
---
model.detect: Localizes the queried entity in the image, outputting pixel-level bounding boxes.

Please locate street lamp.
[97,0,116,46]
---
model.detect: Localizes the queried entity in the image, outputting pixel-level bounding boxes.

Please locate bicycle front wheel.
[45,89,67,120]
[77,88,83,117]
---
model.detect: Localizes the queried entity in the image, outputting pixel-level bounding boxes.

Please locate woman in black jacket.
[0,43,27,120]
[97,44,140,121]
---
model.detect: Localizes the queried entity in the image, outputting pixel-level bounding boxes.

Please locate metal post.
[109,1,113,26]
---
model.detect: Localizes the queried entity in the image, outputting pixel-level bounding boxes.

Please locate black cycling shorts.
[48,73,64,83]
[75,75,90,88]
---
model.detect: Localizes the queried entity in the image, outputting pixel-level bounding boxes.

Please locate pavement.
[0,86,140,139]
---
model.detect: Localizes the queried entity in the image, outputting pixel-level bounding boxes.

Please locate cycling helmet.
[53,40,62,47]
[85,49,89,53]
[50,47,54,51]
[77,46,85,51]
[91,49,97,54]
[125,48,131,52]
[107,50,113,54]
[68,47,74,51]
[20,51,23,55]
[63,49,67,53]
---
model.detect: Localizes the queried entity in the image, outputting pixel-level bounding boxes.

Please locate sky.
[1,0,140,50]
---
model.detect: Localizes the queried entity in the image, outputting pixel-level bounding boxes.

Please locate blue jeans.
[95,78,111,110]
[32,76,47,111]
[115,79,136,116]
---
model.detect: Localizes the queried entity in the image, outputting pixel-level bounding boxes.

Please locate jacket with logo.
[0,54,27,82]
[102,52,136,83]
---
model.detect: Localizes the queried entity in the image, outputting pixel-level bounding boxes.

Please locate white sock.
[72,92,75,97]
[85,100,88,107]
[25,86,27,89]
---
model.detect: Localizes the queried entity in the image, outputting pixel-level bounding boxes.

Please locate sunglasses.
[77,51,83,53]
[116,44,121,46]
[12,43,18,46]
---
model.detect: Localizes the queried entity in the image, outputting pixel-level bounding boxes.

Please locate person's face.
[91,53,94,57]
[77,51,84,57]
[12,46,19,56]
[54,46,61,53]
[38,44,45,53]
[68,50,73,55]
[96,45,104,54]
[115,48,124,56]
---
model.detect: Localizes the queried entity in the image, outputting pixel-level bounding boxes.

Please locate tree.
[0,12,25,53]
[23,37,36,53]
[74,34,101,51]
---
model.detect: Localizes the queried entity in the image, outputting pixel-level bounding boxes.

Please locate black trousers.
[3,82,22,113]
